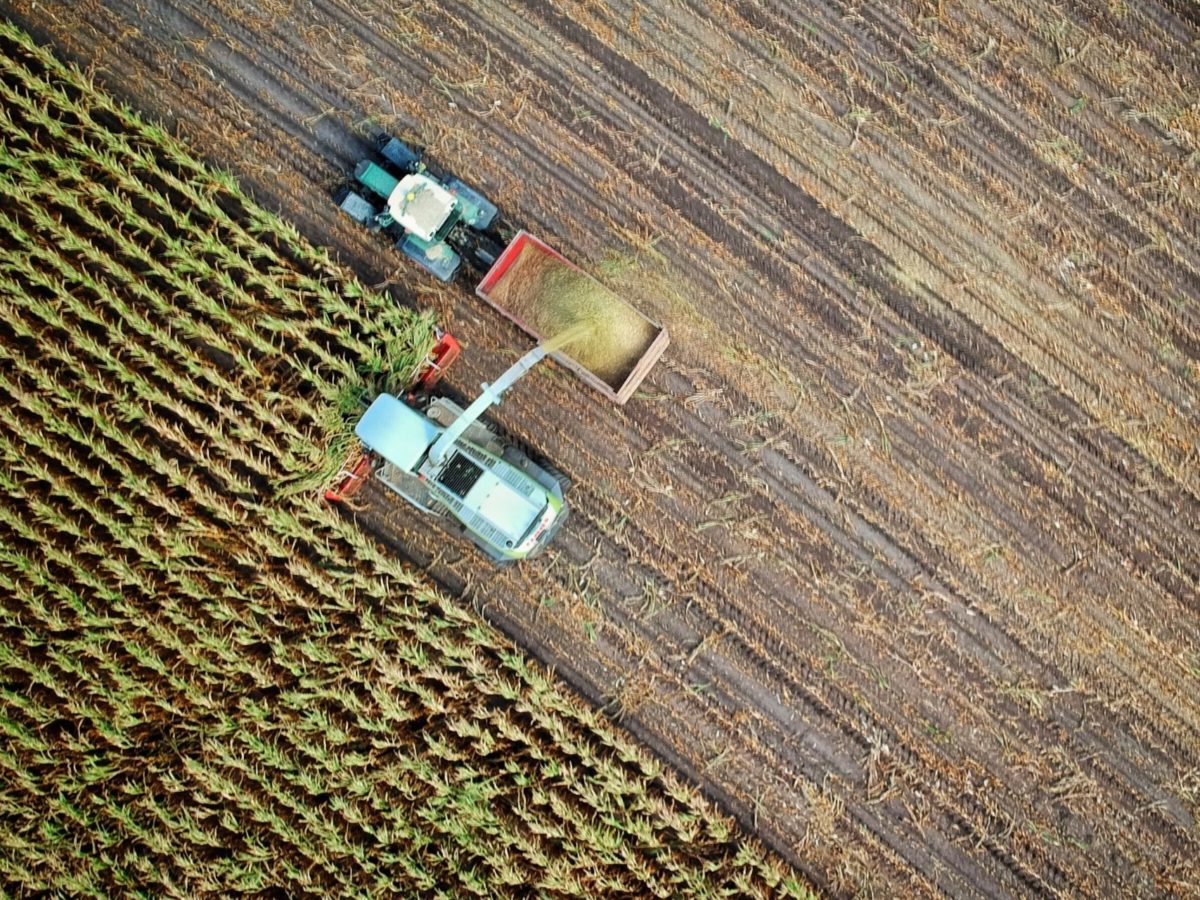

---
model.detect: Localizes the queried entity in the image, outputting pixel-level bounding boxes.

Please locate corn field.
[0,21,810,897]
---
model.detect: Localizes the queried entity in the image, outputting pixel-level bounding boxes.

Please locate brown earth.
[9,0,1198,895]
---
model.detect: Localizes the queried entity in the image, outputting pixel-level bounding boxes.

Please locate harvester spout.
[428,344,548,464]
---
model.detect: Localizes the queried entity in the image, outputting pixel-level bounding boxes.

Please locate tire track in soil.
[590,7,1200,868]
[619,376,1200,878]
[833,0,1200,413]
[491,0,1200,597]
[487,0,1200,609]
[520,0,1200,657]
[508,33,1200,710]
[14,1,1195,897]
[691,0,1200,480]
[621,0,1200,435]
[914,0,1200,368]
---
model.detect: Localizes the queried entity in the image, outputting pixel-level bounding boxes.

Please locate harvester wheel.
[539,460,573,495]
[501,442,531,466]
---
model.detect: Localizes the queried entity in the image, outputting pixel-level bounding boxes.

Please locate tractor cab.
[386,173,458,242]
[337,134,501,283]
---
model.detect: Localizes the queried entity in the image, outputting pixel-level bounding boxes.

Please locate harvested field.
[7,0,1200,896]
[0,22,807,896]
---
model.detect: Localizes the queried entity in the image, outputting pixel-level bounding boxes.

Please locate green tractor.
[334,133,506,281]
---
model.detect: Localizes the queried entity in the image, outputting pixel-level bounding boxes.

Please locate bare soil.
[12,0,1198,895]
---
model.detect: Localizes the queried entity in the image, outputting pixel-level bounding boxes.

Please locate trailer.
[476,232,669,405]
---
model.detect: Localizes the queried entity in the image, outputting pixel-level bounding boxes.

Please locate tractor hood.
[356,393,440,472]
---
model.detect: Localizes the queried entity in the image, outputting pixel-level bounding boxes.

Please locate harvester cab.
[334,134,504,282]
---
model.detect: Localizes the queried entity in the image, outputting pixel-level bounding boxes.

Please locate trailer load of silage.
[488,244,660,388]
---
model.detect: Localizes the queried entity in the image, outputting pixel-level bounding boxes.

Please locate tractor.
[333,133,507,282]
